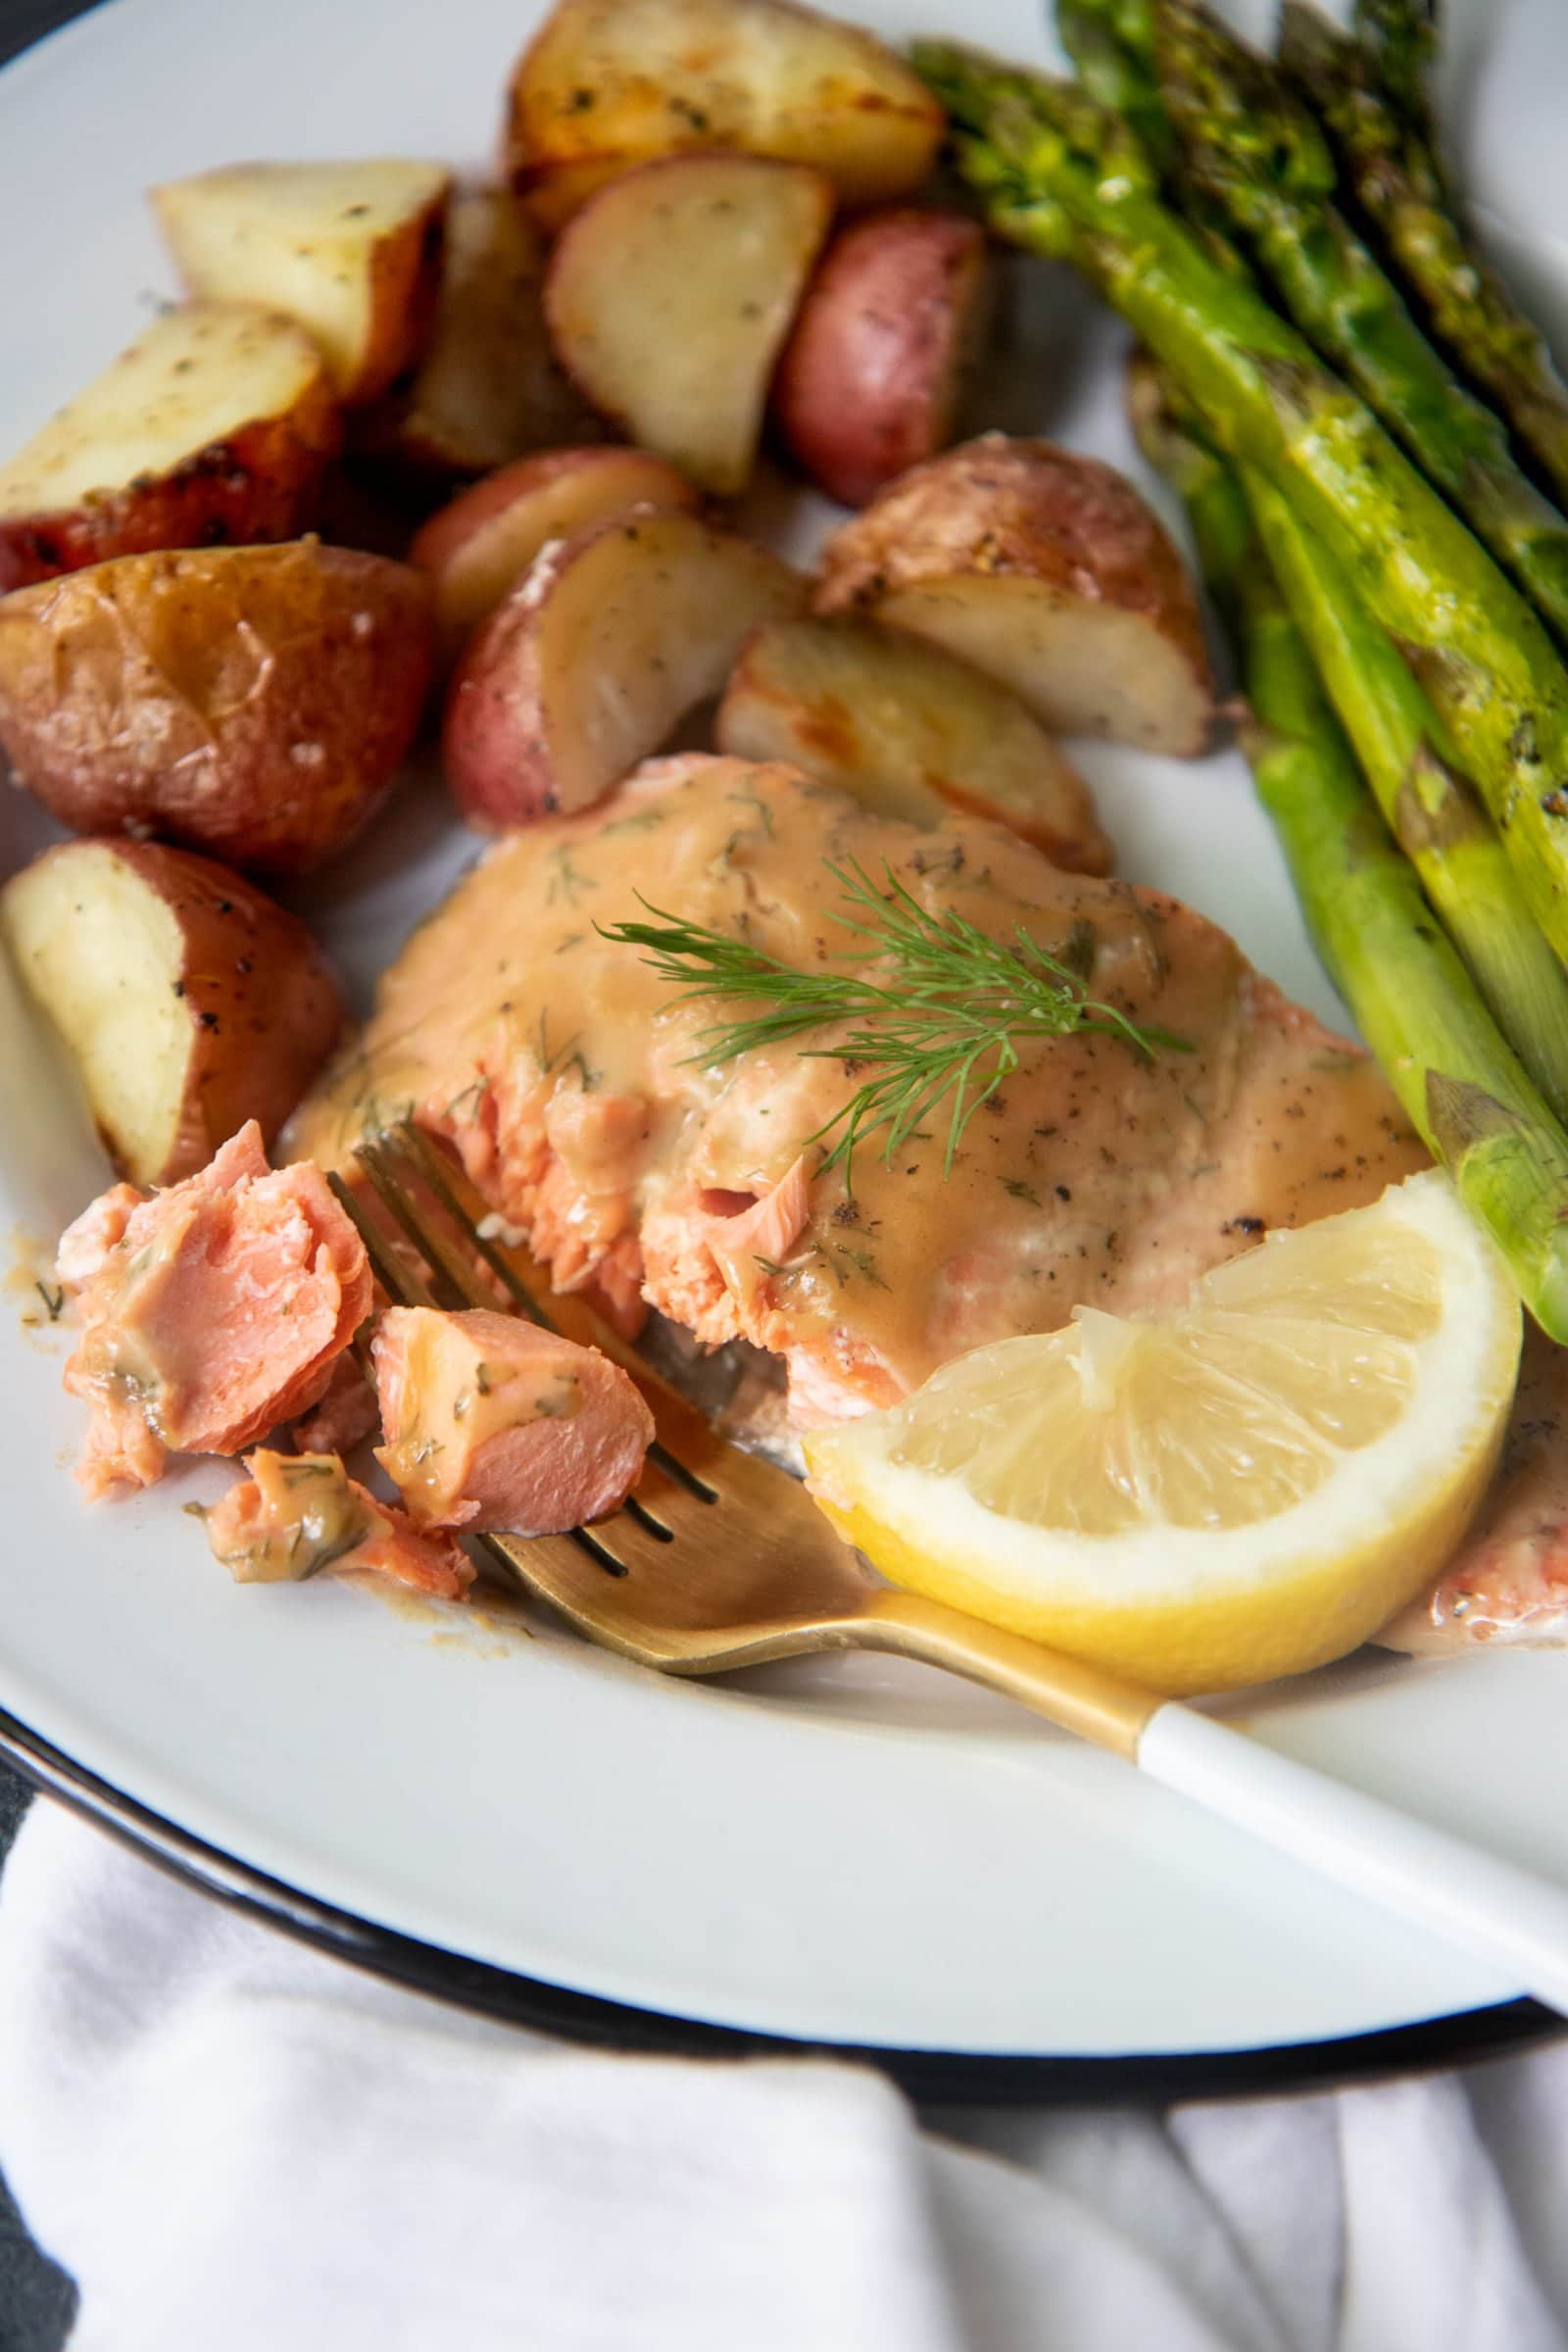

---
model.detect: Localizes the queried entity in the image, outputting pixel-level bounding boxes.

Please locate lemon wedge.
[805,1171,1522,1694]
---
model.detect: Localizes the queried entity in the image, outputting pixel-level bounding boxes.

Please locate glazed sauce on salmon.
[290,758,1425,1421]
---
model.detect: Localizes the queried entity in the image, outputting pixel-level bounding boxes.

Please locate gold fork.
[329,1121,1568,2014]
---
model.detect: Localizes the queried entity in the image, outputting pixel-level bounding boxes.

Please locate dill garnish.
[600,859,1189,1182]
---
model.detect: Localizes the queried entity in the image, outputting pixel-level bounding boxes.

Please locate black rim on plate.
[1,1702,1558,2103]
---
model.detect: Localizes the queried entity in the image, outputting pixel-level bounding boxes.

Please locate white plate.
[1,0,1564,2092]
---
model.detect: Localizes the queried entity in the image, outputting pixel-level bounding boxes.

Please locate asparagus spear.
[916,44,1568,963]
[1282,0,1568,507]
[1130,366,1568,1336]
[1243,470,1568,1124]
[1056,1,1172,170]
[1126,349,1568,1120]
[1152,0,1568,646]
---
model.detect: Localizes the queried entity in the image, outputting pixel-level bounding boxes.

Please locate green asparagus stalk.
[1282,0,1568,507]
[1151,0,1568,646]
[1126,347,1568,1121]
[915,43,1568,964]
[1056,1,1249,278]
[1056,1,1173,170]
[1130,367,1568,1335]
[1241,469,1568,1124]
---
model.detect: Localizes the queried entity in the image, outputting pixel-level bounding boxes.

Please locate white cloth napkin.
[0,1802,1565,2352]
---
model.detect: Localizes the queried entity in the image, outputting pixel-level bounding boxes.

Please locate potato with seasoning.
[814,435,1217,755]
[0,539,434,875]
[2,839,344,1189]
[544,153,834,496]
[505,0,944,233]
[716,615,1113,870]
[351,187,597,481]
[0,304,340,592]
[774,209,993,507]
[411,444,701,662]
[151,159,452,407]
[443,509,806,827]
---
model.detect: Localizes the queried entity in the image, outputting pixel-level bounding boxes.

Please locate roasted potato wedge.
[0,305,339,592]
[411,445,701,660]
[443,508,807,826]
[815,436,1216,755]
[152,160,451,406]
[544,155,833,496]
[352,188,597,479]
[774,209,992,507]
[0,540,434,875]
[505,0,944,233]
[716,615,1113,870]
[1,839,343,1187]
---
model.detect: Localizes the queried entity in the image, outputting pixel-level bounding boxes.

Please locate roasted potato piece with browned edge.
[0,540,434,876]
[544,155,834,497]
[774,210,993,508]
[352,188,597,480]
[0,305,340,592]
[716,615,1113,870]
[505,0,945,234]
[411,445,701,661]
[2,839,343,1187]
[443,508,807,827]
[152,160,452,406]
[814,435,1216,756]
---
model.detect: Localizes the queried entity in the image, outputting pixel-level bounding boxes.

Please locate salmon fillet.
[371,1305,654,1533]
[57,1122,371,1497]
[1381,1326,1568,1652]
[289,756,1426,1427]
[204,1449,472,1601]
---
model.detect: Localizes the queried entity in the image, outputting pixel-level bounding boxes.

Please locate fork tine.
[357,1137,492,1314]
[395,1124,557,1332]
[326,1169,444,1310]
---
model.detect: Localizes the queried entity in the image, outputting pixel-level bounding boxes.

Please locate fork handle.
[858,1591,1566,2014]
[1140,1703,1568,2015]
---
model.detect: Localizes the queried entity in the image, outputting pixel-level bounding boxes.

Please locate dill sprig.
[599,858,1190,1181]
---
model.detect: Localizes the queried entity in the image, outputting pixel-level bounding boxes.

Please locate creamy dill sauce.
[289,761,1424,1395]
[377,1315,583,1524]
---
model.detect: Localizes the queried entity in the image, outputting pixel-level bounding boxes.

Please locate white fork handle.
[1140,1702,1568,2015]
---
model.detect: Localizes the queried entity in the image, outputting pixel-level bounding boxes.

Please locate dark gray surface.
[0,1769,75,2351]
[0,0,109,2328]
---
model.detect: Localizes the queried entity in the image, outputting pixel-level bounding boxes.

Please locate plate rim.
[2,1700,1558,2104]
[5,0,1567,2104]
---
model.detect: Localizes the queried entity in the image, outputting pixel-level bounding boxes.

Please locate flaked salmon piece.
[291,1353,380,1457]
[58,1122,371,1498]
[56,1182,144,1294]
[204,1450,472,1601]
[1380,1327,1568,1652]
[371,1304,654,1534]
[289,757,1426,1427]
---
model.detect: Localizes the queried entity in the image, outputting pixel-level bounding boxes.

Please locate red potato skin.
[412,447,696,579]
[104,841,345,1179]
[774,210,991,508]
[411,446,701,658]
[0,376,343,593]
[0,540,436,876]
[441,540,567,830]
